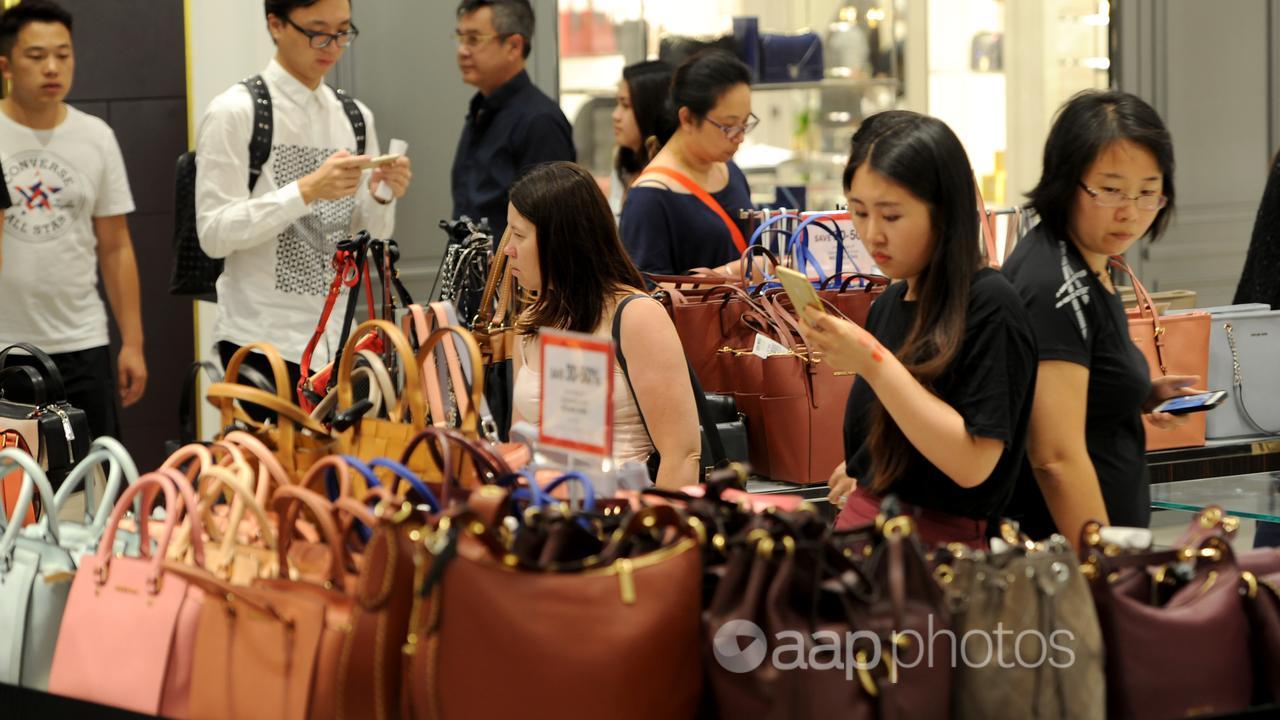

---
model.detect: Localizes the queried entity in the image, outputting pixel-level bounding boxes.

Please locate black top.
[1235,158,1280,307]
[843,268,1038,521]
[1001,225,1153,537]
[619,161,752,275]
[450,70,575,240]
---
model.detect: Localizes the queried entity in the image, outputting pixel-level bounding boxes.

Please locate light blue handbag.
[0,448,76,690]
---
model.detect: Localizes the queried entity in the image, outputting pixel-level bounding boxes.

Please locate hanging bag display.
[470,227,521,440]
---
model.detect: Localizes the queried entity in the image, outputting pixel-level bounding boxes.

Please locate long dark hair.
[843,111,982,493]
[1028,90,1176,243]
[616,60,676,182]
[510,162,645,336]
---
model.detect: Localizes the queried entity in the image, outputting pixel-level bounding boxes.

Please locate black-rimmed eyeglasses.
[284,16,359,49]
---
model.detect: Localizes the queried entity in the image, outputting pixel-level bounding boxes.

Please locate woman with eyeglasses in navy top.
[619,50,756,278]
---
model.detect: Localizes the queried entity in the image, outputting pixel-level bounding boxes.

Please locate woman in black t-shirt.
[1002,91,1199,544]
[801,111,1038,548]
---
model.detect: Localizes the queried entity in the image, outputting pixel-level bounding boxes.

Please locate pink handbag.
[47,468,209,718]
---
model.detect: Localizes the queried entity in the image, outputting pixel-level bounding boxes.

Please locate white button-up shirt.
[195,59,394,364]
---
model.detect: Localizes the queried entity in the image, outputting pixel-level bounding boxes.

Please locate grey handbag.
[936,529,1106,720]
[37,436,140,561]
[1186,306,1280,439]
[0,448,76,690]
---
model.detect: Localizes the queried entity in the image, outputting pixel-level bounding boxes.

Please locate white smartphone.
[776,266,826,317]
[355,153,402,170]
[1151,390,1228,415]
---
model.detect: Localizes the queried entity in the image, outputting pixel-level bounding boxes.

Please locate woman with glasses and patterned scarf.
[619,50,757,278]
[1002,90,1199,545]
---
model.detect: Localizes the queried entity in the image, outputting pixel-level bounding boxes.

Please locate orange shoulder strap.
[638,166,748,253]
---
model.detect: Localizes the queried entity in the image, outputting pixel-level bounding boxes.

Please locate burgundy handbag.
[1081,521,1253,719]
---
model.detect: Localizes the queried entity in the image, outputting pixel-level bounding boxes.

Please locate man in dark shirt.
[451,0,575,240]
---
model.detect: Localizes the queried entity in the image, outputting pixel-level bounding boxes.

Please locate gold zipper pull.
[617,558,636,605]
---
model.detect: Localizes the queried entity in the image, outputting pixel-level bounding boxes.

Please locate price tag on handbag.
[539,329,615,458]
[752,333,790,359]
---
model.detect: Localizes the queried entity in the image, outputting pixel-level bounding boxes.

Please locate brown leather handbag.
[206,342,335,479]
[179,485,357,720]
[1082,522,1253,719]
[754,291,855,485]
[937,526,1104,719]
[404,499,704,720]
[334,319,428,478]
[815,272,889,329]
[1114,259,1211,451]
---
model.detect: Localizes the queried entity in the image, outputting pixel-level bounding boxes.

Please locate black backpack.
[169,74,367,297]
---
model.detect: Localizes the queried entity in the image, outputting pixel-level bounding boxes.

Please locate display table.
[1148,436,1280,484]
[1150,471,1280,522]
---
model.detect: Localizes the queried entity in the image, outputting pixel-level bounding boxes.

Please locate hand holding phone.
[777,266,826,318]
[356,153,403,170]
[1151,390,1228,415]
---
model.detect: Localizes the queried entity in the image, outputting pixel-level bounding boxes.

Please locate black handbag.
[700,392,749,467]
[0,343,91,485]
[658,34,738,69]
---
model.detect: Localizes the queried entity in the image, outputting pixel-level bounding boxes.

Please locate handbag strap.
[51,436,138,537]
[0,342,67,401]
[788,214,851,280]
[474,227,512,330]
[611,294,729,468]
[1110,257,1170,373]
[0,364,47,405]
[1224,321,1280,435]
[298,233,372,404]
[638,166,748,253]
[335,319,423,426]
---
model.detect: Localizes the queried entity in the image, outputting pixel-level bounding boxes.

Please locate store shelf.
[751,77,900,93]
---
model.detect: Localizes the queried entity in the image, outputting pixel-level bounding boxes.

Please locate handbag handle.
[95,469,208,591]
[336,319,424,427]
[788,213,849,281]
[0,343,68,401]
[399,427,511,506]
[161,442,215,485]
[298,454,354,500]
[272,483,348,588]
[474,226,512,330]
[220,430,296,504]
[221,341,291,405]
[368,458,442,512]
[0,365,48,405]
[0,448,62,568]
[51,436,139,538]
[416,327,486,437]
[196,465,279,579]
[541,471,597,511]
[427,301,499,437]
[207,382,332,436]
[1109,257,1171,373]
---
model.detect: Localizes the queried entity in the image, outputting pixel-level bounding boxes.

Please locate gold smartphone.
[355,153,402,170]
[776,266,826,317]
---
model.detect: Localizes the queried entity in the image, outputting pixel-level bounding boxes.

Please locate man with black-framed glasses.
[195,0,413,388]
[451,0,573,241]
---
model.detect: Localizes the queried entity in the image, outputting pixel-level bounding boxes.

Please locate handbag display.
[937,527,1105,719]
[48,469,209,718]
[1113,260,1211,451]
[432,216,493,329]
[333,319,428,477]
[0,448,76,690]
[0,343,92,483]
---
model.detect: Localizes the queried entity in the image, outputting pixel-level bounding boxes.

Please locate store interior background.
[39,0,1277,471]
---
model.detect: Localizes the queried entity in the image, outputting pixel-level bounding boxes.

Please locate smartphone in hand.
[777,266,825,318]
[1152,390,1228,415]
[355,153,402,170]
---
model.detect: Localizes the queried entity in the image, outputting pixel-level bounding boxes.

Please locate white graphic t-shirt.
[0,106,136,353]
[195,60,395,365]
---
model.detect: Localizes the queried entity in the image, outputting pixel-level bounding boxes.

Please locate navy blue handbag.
[760,32,823,82]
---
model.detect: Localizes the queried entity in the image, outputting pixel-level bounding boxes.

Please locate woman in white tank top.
[505,162,701,489]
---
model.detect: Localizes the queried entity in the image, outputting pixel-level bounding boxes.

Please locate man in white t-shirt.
[196,0,412,391]
[0,0,145,441]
